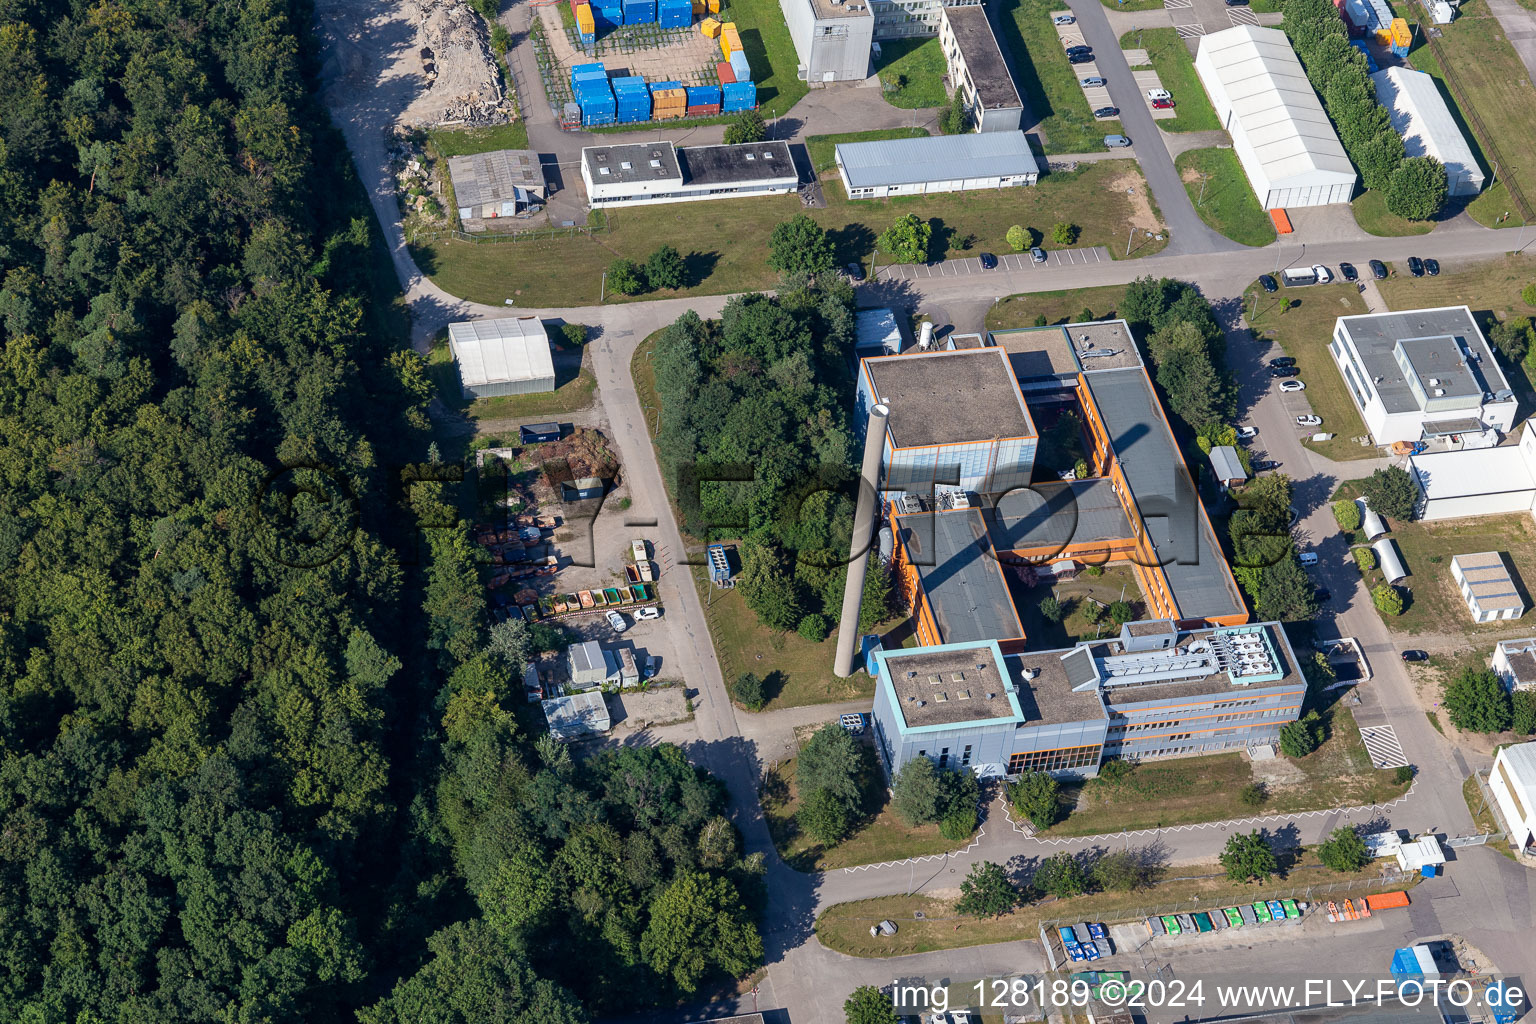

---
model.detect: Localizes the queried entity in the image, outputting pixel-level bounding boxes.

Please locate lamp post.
[600,270,608,303]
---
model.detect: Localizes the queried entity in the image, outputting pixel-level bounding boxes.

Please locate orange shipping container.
[1269,208,1293,234]
[1365,891,1410,910]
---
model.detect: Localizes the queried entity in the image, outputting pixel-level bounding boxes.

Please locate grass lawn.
[1407,4,1536,224]
[427,334,598,450]
[1353,510,1536,637]
[987,284,1130,330]
[816,850,1413,957]
[1099,0,1166,10]
[1046,704,1412,836]
[1243,280,1376,461]
[1350,190,1435,237]
[999,0,1123,153]
[1178,147,1276,247]
[1463,775,1518,859]
[874,37,949,109]
[718,0,808,117]
[760,749,970,871]
[806,127,929,175]
[415,160,1166,305]
[1467,181,1527,229]
[1011,566,1145,649]
[426,121,531,158]
[1117,29,1220,133]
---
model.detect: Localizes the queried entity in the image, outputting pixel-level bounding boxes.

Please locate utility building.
[1489,741,1536,853]
[835,131,1039,198]
[1330,306,1516,446]
[448,149,545,227]
[1370,68,1485,196]
[1493,637,1536,692]
[1194,26,1356,209]
[869,621,1305,780]
[780,0,874,83]
[581,141,798,208]
[938,5,1024,132]
[1450,552,1526,622]
[448,316,556,398]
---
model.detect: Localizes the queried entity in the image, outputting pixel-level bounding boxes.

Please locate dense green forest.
[0,0,762,1019]
[651,280,892,638]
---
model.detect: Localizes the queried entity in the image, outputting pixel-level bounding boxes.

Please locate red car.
[1152,97,1175,109]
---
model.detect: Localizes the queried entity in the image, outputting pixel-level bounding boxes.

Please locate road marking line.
[1360,724,1409,769]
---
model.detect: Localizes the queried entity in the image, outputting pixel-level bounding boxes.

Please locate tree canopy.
[1362,466,1417,521]
[769,214,837,276]
[1443,667,1513,733]
[1220,831,1279,882]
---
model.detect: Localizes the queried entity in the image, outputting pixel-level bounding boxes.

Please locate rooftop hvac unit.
[1429,378,1440,386]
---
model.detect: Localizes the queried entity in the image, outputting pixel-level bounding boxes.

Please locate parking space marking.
[1229,6,1259,24]
[1360,725,1409,769]
[1164,0,1193,8]
[1176,21,1207,36]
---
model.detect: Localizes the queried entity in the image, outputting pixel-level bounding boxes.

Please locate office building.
[580,140,798,207]
[938,5,1024,131]
[835,131,1038,198]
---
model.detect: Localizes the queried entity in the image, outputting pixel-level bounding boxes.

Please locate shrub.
[797,613,831,642]
[1039,596,1063,623]
[606,257,644,295]
[1317,826,1370,873]
[939,805,978,840]
[1524,282,1536,308]
[1108,600,1133,626]
[560,322,587,347]
[645,244,686,290]
[797,787,853,845]
[1385,155,1448,221]
[723,110,766,145]
[731,672,766,711]
[1032,852,1088,898]
[1006,224,1027,252]
[1361,466,1417,521]
[1083,565,1104,577]
[1097,758,1134,784]
[1443,667,1513,732]
[891,757,943,826]
[1332,498,1361,532]
[1279,718,1319,757]
[1220,829,1277,881]
[1008,771,1062,829]
[954,861,1020,917]
[1394,765,1414,785]
[1052,222,1079,246]
[938,91,970,134]
[1239,782,1266,807]
[1074,458,1090,479]
[1033,313,1049,327]
[877,213,932,263]
[1371,583,1403,615]
[1353,547,1376,571]
[768,214,836,276]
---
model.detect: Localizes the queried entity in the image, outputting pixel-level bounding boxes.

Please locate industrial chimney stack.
[833,403,890,677]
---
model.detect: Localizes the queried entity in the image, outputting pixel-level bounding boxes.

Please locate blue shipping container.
[570,62,605,80]
[579,30,596,46]
[572,71,608,89]
[729,49,749,81]
[722,81,756,111]
[686,85,722,105]
[649,80,685,92]
[622,2,656,22]
[658,8,690,26]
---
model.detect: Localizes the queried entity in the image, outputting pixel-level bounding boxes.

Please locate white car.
[605,610,627,632]
[1296,414,1322,426]
[1146,88,1171,101]
[1237,426,1258,439]
[1311,264,1332,283]
[635,606,661,620]
[1299,552,1319,566]
[1279,380,1306,392]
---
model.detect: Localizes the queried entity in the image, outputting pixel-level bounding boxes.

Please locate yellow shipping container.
[701,15,721,35]
[707,0,721,12]
[1374,27,1391,44]
[576,4,595,32]
[652,88,687,108]
[721,26,741,56]
[1390,17,1411,44]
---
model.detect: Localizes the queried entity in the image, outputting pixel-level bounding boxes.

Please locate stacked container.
[592,0,623,29]
[719,21,742,57]
[575,76,616,126]
[728,48,749,82]
[658,0,692,27]
[1389,16,1411,54]
[572,0,597,46]
[613,76,652,122]
[685,84,722,116]
[716,60,735,84]
[622,0,657,22]
[651,86,687,120]
[722,80,756,112]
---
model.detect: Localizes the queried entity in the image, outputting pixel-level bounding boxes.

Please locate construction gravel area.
[404,0,509,126]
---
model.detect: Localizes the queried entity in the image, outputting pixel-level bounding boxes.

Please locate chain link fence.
[1422,31,1532,222]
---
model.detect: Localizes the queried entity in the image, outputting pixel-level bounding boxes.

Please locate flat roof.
[1210,445,1246,481]
[896,508,1024,645]
[676,140,797,186]
[447,317,555,387]
[1497,638,1536,684]
[945,6,1023,109]
[1396,335,1482,402]
[836,131,1038,190]
[1096,623,1301,707]
[542,691,610,741]
[1337,306,1510,416]
[864,347,1035,448]
[448,149,544,206]
[583,142,682,186]
[807,0,869,20]
[990,320,1144,381]
[1083,368,1246,620]
[880,643,1023,729]
[1409,443,1535,500]
[1004,650,1109,726]
[855,307,903,352]
[1453,551,1524,612]
[985,478,1133,553]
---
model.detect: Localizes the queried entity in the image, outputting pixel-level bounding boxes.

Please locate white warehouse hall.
[1194,25,1356,210]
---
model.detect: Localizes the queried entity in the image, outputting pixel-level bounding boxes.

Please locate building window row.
[1008,744,1101,773]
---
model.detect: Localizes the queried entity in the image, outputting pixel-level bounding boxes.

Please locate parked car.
[1259,274,1278,293]
[979,252,998,269]
[1270,356,1296,367]
[1401,649,1429,662]
[1424,257,1440,276]
[1297,414,1322,426]
[1279,379,1306,392]
[1254,460,1280,471]
[1054,11,1076,22]
[1151,98,1175,109]
[1066,44,1092,55]
[1315,587,1331,602]
[1237,426,1258,439]
[1370,258,1389,279]
[845,261,866,281]
[1031,246,1047,263]
[605,610,627,632]
[1408,256,1425,277]
[1270,366,1299,377]
[635,607,661,620]
[1225,0,1248,6]
[1103,134,1132,147]
[1069,51,1096,63]
[1311,264,1332,283]
[1080,75,1106,86]
[1094,105,1119,118]
[1340,261,1358,282]
[1146,88,1171,101]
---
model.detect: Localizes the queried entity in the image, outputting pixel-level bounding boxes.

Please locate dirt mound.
[404,0,509,127]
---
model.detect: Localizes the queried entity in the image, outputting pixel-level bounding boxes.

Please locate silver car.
[1103,134,1132,148]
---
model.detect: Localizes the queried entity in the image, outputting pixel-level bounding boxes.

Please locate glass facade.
[1008,744,1101,774]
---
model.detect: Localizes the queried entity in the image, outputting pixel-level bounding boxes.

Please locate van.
[1281,267,1317,286]
[1146,88,1171,101]
[1103,134,1132,148]
[1299,552,1319,566]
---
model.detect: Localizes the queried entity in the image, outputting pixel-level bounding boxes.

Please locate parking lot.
[877,246,1114,280]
